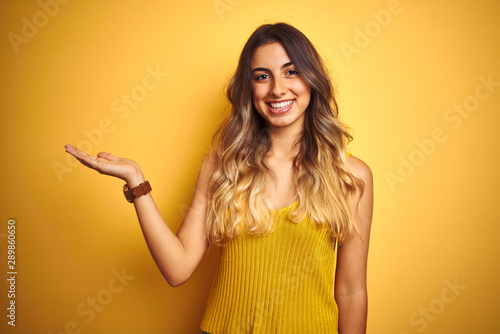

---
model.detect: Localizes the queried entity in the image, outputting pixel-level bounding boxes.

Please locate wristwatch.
[123,181,152,203]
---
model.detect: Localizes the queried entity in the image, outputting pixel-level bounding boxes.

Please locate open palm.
[65,145,142,182]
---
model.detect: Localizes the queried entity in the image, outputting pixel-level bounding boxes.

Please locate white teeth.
[269,100,293,109]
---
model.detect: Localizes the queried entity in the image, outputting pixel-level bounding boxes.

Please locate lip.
[266,99,294,115]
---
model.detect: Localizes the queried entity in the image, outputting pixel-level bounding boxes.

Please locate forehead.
[251,42,291,68]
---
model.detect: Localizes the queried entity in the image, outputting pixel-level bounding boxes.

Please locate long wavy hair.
[206,23,364,246]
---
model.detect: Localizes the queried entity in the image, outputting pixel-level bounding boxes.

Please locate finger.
[65,145,99,168]
[73,153,98,168]
[97,152,119,161]
[64,144,78,156]
[65,145,91,159]
[76,157,94,169]
[75,148,97,162]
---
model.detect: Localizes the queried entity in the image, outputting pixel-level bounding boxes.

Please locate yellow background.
[1,0,499,333]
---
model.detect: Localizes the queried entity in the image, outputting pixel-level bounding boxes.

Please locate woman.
[66,22,373,333]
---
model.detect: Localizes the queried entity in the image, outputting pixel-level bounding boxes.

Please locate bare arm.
[335,155,374,334]
[65,145,213,286]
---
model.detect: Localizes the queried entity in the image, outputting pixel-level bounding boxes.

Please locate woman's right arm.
[65,145,213,287]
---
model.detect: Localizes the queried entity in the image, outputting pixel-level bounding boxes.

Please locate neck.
[266,125,302,160]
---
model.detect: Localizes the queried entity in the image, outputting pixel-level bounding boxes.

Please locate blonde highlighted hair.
[206,23,364,246]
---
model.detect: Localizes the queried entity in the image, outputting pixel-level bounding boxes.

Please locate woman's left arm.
[335,156,374,334]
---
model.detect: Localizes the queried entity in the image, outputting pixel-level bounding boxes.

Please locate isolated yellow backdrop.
[1,0,499,333]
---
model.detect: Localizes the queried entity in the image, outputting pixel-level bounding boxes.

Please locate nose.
[270,77,287,97]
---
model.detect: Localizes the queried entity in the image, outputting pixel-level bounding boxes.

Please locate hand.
[65,145,145,186]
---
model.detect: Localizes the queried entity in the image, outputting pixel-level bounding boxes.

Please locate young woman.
[65,23,373,334]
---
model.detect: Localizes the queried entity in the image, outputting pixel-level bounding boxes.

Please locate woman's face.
[251,42,311,133]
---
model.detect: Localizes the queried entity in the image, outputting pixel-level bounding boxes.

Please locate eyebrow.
[251,61,294,73]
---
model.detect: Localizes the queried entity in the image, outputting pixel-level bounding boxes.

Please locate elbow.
[167,279,186,288]
[164,270,193,288]
[157,251,200,287]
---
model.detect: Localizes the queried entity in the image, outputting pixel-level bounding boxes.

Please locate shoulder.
[346,155,374,230]
[202,150,218,168]
[346,155,372,185]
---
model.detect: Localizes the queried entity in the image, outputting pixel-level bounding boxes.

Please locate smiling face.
[251,42,311,133]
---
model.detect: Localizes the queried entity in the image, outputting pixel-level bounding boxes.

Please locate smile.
[268,100,293,109]
[266,99,294,114]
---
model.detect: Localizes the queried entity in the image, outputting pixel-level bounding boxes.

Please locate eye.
[286,69,298,76]
[254,73,270,81]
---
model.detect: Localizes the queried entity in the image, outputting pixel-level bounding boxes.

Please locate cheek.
[252,86,262,98]
[252,86,268,106]
[296,83,311,104]
[304,89,312,105]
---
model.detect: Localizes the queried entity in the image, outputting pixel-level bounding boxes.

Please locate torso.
[201,199,339,333]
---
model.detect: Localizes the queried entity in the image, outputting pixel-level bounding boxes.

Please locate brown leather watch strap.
[123,181,152,203]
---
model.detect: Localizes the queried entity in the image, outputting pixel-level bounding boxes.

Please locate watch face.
[132,187,141,197]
